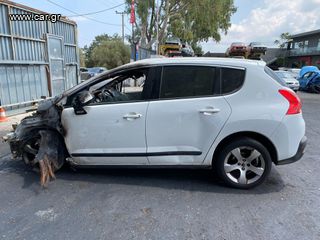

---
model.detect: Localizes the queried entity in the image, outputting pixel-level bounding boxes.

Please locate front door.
[61,67,160,165]
[62,102,149,165]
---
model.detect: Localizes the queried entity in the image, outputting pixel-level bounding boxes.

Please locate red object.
[227,42,247,56]
[130,0,135,24]
[0,107,8,122]
[298,56,312,66]
[279,89,302,115]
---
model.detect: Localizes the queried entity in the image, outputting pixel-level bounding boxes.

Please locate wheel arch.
[212,131,278,165]
[20,127,70,158]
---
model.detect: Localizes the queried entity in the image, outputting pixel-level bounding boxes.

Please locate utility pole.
[116,11,125,43]
[156,0,159,55]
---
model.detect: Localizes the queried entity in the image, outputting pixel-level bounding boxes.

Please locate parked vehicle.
[274,70,300,91]
[88,67,108,77]
[80,67,88,73]
[4,58,307,189]
[226,42,248,57]
[286,68,301,79]
[247,42,267,56]
[298,66,320,93]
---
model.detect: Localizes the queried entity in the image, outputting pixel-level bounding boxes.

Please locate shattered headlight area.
[3,98,67,187]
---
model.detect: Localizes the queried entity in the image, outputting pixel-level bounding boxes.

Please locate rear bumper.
[276,136,307,165]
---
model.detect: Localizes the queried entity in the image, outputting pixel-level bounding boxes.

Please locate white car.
[5,58,307,189]
[274,70,300,91]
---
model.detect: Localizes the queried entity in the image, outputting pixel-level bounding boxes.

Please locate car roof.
[116,57,266,70]
[63,58,266,97]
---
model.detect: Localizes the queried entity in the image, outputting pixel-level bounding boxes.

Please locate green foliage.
[274,32,291,48]
[125,0,236,48]
[84,34,130,69]
[191,42,203,56]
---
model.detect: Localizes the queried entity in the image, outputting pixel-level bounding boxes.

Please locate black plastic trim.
[71,151,202,158]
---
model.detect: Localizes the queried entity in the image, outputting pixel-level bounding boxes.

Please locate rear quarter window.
[264,66,286,86]
[221,67,246,94]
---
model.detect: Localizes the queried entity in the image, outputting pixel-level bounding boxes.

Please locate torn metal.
[4,97,67,186]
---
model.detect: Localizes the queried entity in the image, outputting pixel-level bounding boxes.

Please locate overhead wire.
[66,3,125,17]
[46,0,121,26]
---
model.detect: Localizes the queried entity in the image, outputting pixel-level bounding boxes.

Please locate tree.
[125,0,236,49]
[84,34,131,69]
[191,42,203,56]
[274,32,291,49]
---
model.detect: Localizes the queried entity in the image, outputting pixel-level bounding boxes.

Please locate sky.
[13,0,320,53]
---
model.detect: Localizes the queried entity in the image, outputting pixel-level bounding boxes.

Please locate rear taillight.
[279,89,302,115]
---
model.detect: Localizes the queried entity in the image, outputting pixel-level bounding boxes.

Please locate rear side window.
[221,67,245,94]
[160,66,218,99]
[264,66,286,86]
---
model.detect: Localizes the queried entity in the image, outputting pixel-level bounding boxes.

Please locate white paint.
[35,208,57,222]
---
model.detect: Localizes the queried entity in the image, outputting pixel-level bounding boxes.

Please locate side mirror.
[73,91,93,115]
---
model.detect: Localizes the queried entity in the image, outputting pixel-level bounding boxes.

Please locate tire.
[213,137,272,189]
[21,130,65,172]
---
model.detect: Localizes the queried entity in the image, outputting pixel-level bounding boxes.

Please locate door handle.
[123,112,142,120]
[199,107,220,115]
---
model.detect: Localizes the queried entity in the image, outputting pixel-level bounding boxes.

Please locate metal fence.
[0,0,79,109]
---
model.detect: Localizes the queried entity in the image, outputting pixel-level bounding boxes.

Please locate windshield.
[251,42,262,45]
[89,77,118,92]
[232,42,245,46]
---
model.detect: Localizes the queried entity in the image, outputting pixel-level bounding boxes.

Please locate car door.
[146,65,232,165]
[61,67,159,165]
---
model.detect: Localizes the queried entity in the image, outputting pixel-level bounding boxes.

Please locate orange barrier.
[0,107,8,122]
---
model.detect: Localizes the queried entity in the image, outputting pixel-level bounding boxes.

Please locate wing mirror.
[73,91,93,115]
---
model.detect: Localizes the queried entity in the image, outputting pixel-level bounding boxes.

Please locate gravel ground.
[0,92,319,240]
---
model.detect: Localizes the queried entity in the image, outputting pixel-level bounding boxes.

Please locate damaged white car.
[4,58,307,189]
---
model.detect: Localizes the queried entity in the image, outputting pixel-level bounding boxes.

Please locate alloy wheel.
[223,147,265,185]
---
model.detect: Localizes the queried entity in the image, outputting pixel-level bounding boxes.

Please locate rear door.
[146,65,232,165]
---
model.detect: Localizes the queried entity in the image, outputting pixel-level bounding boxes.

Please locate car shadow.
[1,158,287,195]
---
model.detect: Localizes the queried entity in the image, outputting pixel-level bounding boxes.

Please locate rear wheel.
[214,137,272,189]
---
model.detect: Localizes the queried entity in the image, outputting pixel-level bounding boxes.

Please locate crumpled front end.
[3,98,67,186]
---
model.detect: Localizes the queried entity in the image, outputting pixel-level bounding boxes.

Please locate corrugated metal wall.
[0,1,79,108]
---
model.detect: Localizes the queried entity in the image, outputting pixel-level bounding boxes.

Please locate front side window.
[221,67,245,94]
[86,67,160,104]
[160,66,218,99]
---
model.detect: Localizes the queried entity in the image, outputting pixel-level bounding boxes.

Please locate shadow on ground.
[0,157,285,195]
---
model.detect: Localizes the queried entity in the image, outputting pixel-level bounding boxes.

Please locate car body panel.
[203,65,291,165]
[146,96,231,165]
[270,114,305,161]
[61,102,149,165]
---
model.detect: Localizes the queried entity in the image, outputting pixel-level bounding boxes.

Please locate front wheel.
[214,137,272,189]
[21,130,65,172]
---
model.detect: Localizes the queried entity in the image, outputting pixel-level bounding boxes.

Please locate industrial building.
[286,29,320,68]
[0,0,79,110]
